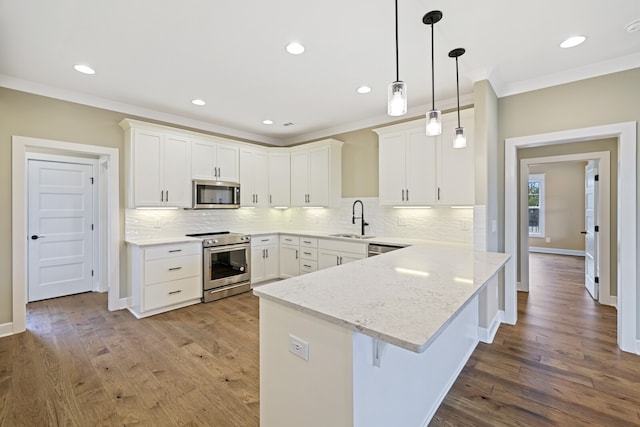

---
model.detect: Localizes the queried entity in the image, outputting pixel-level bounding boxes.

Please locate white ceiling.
[1,0,639,145]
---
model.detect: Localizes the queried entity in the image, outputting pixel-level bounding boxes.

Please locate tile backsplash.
[126,197,474,245]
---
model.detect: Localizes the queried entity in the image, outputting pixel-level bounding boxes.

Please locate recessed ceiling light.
[560,35,586,48]
[625,19,640,33]
[262,119,274,125]
[286,42,305,55]
[191,99,206,106]
[73,64,95,75]
[356,86,372,94]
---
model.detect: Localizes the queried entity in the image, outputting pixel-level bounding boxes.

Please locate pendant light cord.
[430,22,435,111]
[456,56,461,127]
[395,0,399,82]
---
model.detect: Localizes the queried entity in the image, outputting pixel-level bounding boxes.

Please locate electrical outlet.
[545,237,551,243]
[289,334,309,361]
[397,216,407,227]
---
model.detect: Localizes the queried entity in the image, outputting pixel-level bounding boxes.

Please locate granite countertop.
[253,242,510,353]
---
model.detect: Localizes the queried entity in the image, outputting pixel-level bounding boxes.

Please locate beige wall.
[332,128,379,198]
[527,161,587,251]
[497,68,639,301]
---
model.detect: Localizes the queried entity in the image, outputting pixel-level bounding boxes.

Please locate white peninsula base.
[260,294,481,427]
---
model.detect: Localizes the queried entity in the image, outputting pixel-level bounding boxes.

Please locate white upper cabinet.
[374,109,474,206]
[290,139,343,207]
[437,109,475,205]
[191,138,240,182]
[268,151,291,207]
[240,148,269,207]
[121,122,191,208]
[377,129,436,206]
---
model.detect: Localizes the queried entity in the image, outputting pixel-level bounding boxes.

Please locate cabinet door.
[378,133,407,206]
[279,245,300,278]
[438,117,475,205]
[290,151,309,206]
[191,140,216,180]
[269,152,291,206]
[239,149,255,206]
[162,134,191,207]
[318,251,340,270]
[133,129,163,207]
[253,151,269,207]
[340,253,366,265]
[216,143,240,182]
[251,246,266,283]
[307,146,330,206]
[406,129,437,206]
[263,244,279,280]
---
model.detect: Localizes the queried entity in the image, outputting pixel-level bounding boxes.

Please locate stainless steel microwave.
[191,180,240,209]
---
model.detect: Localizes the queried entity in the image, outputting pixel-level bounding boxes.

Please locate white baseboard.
[0,322,15,338]
[478,310,504,344]
[529,247,585,256]
[117,297,130,310]
[636,339,640,356]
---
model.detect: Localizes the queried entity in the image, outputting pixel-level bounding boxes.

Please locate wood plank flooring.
[2,253,639,426]
[0,292,260,427]
[431,253,640,426]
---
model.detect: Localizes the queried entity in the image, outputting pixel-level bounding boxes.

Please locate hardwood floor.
[431,253,640,426]
[0,292,260,427]
[2,253,639,426]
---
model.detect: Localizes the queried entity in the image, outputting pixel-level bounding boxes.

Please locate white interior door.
[584,160,599,300]
[28,160,94,302]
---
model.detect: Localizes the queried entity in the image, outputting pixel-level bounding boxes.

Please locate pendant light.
[387,0,407,116]
[449,48,466,148]
[423,10,442,136]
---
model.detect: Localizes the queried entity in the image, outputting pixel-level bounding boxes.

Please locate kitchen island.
[253,242,509,427]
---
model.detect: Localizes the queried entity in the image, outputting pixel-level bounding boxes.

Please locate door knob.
[580,231,588,234]
[31,235,44,240]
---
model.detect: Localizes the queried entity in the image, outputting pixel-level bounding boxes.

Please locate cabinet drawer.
[145,242,201,261]
[144,276,202,311]
[300,237,318,248]
[280,235,300,245]
[318,239,367,256]
[253,235,278,246]
[300,247,317,260]
[144,254,201,285]
[299,259,318,273]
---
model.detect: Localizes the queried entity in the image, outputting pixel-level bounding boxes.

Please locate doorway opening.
[505,121,637,354]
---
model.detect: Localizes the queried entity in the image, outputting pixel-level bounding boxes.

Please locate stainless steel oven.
[186,232,251,302]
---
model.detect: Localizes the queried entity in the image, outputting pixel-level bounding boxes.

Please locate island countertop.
[253,242,510,353]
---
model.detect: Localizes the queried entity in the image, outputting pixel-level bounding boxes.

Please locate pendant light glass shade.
[426,110,442,135]
[388,81,407,116]
[453,126,466,148]
[423,11,443,136]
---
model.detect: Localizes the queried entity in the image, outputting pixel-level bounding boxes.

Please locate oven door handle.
[205,243,251,253]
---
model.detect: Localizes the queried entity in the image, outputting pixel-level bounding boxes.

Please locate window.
[528,174,545,237]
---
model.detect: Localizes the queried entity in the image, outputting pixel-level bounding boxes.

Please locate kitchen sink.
[329,233,376,240]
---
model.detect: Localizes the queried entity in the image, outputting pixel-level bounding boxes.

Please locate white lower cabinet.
[279,235,300,278]
[128,241,202,318]
[251,235,279,285]
[318,239,367,270]
[299,237,318,274]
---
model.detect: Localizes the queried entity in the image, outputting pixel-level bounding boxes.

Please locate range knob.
[206,239,213,245]
[213,239,219,244]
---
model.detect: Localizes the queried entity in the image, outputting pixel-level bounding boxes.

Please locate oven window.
[210,248,247,280]
[197,186,235,205]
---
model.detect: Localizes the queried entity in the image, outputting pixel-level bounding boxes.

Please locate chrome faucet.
[352,199,369,236]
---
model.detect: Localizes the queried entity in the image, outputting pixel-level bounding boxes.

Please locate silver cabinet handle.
[401,189,405,201]
[438,187,440,200]
[261,238,269,242]
[270,194,272,204]
[336,256,340,265]
[168,290,182,295]
[303,264,311,268]
[256,194,258,203]
[295,250,299,260]
[405,189,408,201]
[303,251,311,256]
[168,267,182,271]
[266,248,269,257]
[161,190,164,202]
[262,249,266,258]
[303,240,311,244]
[168,249,182,253]
[166,190,169,202]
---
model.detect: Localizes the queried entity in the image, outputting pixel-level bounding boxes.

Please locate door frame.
[505,121,637,354]
[11,136,120,335]
[27,154,101,299]
[518,152,611,307]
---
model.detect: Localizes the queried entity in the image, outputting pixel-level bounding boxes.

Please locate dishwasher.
[367,243,405,257]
